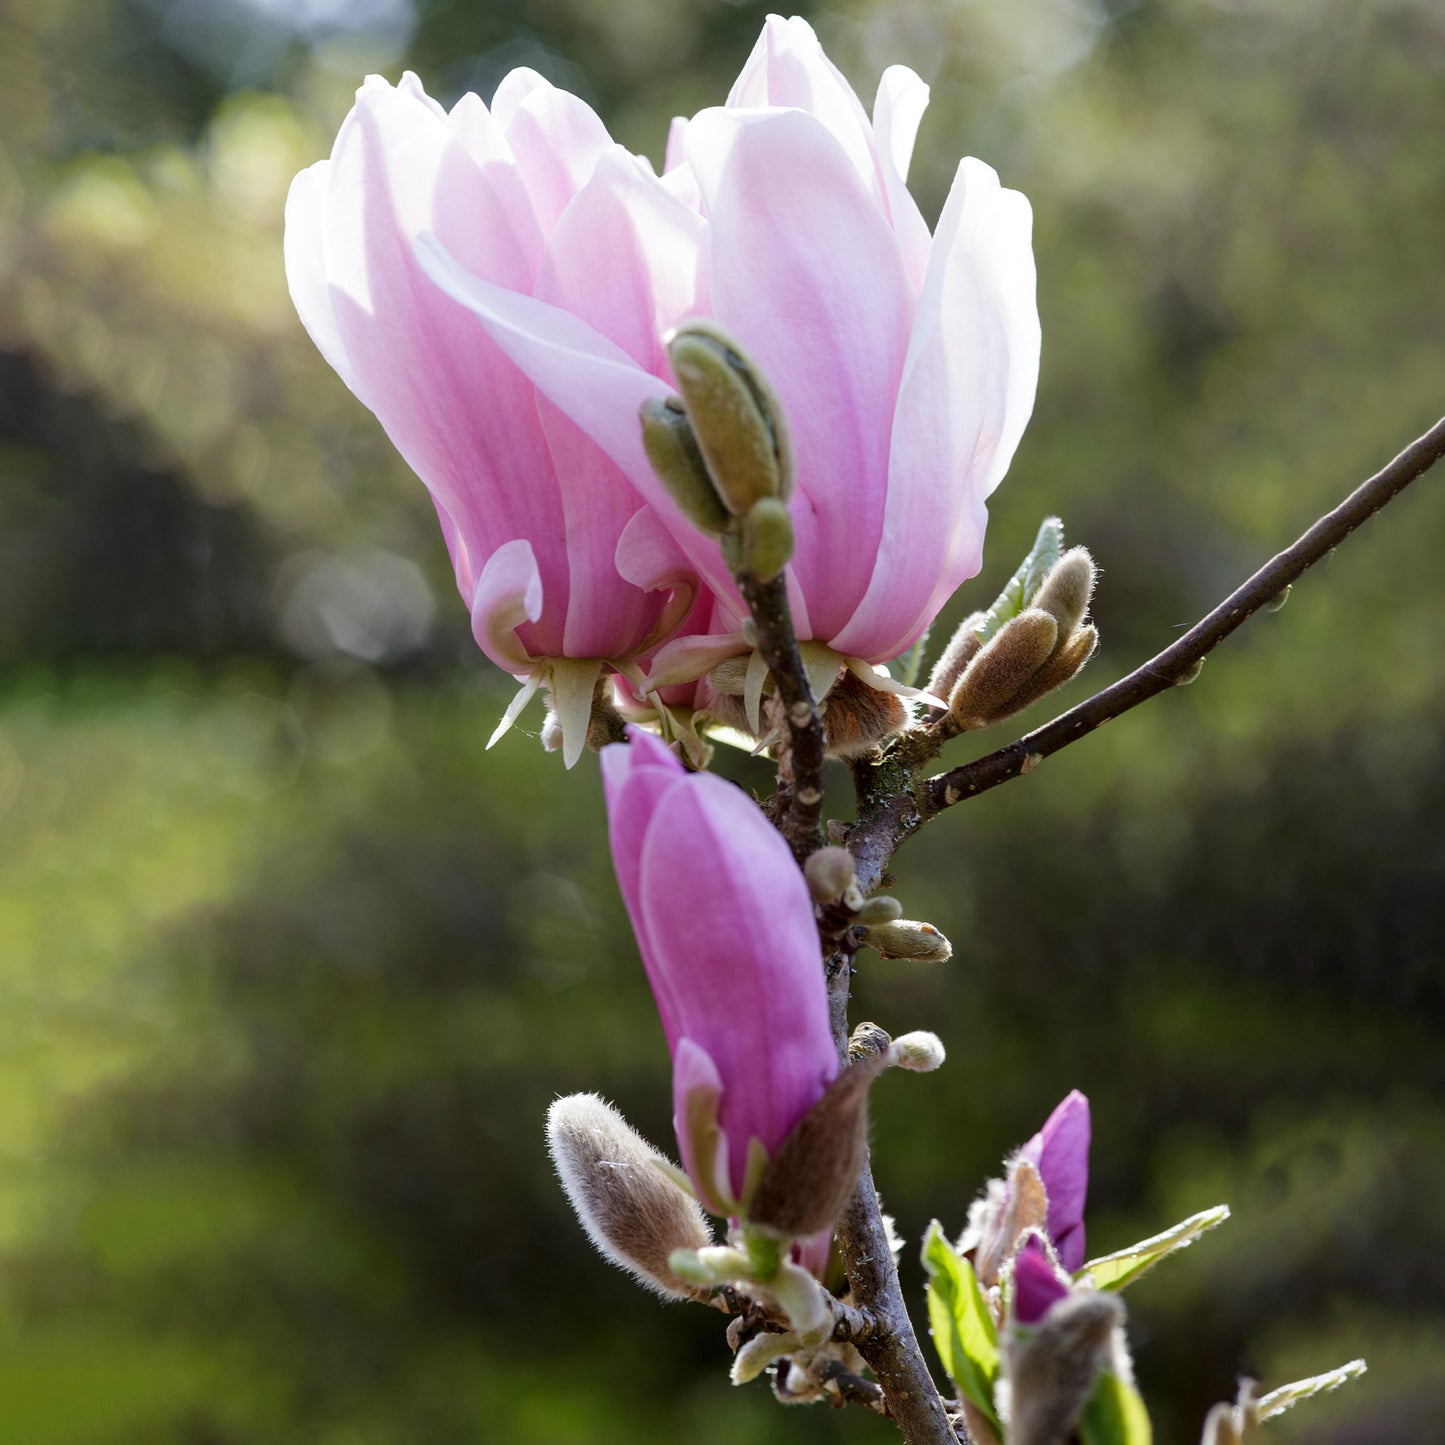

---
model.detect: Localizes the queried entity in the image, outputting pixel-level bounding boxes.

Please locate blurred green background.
[1,0,1441,1441]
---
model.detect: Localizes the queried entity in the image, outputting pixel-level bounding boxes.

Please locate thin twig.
[735,569,827,860]
[926,412,1445,813]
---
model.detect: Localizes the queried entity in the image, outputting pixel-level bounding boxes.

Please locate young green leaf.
[1256,1358,1367,1420]
[1078,1205,1230,1292]
[921,1221,1002,1433]
[973,517,1065,645]
[1077,1371,1153,1445]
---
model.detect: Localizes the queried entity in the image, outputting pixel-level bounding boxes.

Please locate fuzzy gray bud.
[948,609,1059,731]
[667,321,793,514]
[1030,547,1096,638]
[853,894,904,925]
[804,846,856,903]
[926,611,988,701]
[1000,623,1099,717]
[639,396,731,536]
[547,1093,713,1301]
[1007,1292,1126,1445]
[861,918,953,963]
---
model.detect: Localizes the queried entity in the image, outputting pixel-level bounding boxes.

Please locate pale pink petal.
[664,115,689,173]
[685,106,914,643]
[829,158,1039,661]
[872,65,933,289]
[283,161,353,389]
[536,145,707,376]
[491,68,613,234]
[470,538,543,672]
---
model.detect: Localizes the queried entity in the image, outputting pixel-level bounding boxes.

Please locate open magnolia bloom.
[285,71,703,765]
[417,14,1040,747]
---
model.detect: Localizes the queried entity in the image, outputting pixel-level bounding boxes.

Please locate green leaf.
[1256,1358,1367,1420]
[975,517,1065,644]
[920,1222,1002,1432]
[1078,1371,1153,1445]
[1078,1205,1231,1291]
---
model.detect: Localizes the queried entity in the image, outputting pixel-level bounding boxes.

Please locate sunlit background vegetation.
[1,1,1442,1441]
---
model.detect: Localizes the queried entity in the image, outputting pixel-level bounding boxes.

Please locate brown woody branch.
[925,412,1445,813]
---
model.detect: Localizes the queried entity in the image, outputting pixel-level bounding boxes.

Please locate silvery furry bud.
[1007,1292,1126,1445]
[747,1053,889,1239]
[948,609,1059,731]
[852,894,903,925]
[885,1030,947,1072]
[804,846,856,902]
[547,1093,713,1302]
[667,320,793,514]
[861,918,953,963]
[1030,547,1096,638]
[639,396,731,536]
[742,496,795,582]
[999,623,1099,717]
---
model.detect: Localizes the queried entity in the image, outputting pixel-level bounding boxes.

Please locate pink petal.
[470,538,543,672]
[1019,1090,1091,1273]
[830,158,1039,662]
[283,161,353,388]
[1013,1237,1070,1326]
[871,65,933,289]
[685,105,915,643]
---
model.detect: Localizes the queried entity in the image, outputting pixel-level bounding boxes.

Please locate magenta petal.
[1020,1090,1091,1273]
[672,1036,732,1213]
[1013,1237,1070,1326]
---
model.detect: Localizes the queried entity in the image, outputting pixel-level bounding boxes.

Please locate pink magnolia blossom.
[419,14,1039,689]
[1019,1089,1091,1272]
[600,727,838,1218]
[284,71,703,765]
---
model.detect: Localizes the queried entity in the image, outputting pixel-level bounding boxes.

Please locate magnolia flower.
[600,727,838,1219]
[418,14,1039,718]
[284,71,703,765]
[1012,1235,1072,1326]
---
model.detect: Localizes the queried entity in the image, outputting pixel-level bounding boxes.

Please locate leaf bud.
[926,611,988,702]
[948,609,1059,731]
[804,846,856,903]
[639,396,731,536]
[667,320,793,514]
[1029,547,1096,638]
[885,1030,947,1073]
[547,1093,714,1302]
[860,918,953,963]
[746,1053,889,1239]
[1007,1291,1125,1445]
[1175,657,1205,686]
[853,894,903,925]
[741,496,795,582]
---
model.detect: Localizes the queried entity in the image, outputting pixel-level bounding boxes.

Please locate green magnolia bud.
[742,496,795,582]
[547,1093,714,1302]
[667,320,793,514]
[1030,547,1096,637]
[948,609,1059,731]
[804,846,856,903]
[860,918,953,963]
[639,396,731,536]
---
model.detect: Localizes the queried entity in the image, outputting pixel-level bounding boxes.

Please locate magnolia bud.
[948,610,1059,730]
[742,496,795,582]
[1175,657,1205,685]
[860,918,953,963]
[999,623,1099,717]
[1030,547,1096,638]
[747,1053,889,1239]
[639,396,731,536]
[804,846,856,902]
[667,320,793,514]
[1007,1291,1125,1445]
[926,611,988,701]
[547,1093,713,1302]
